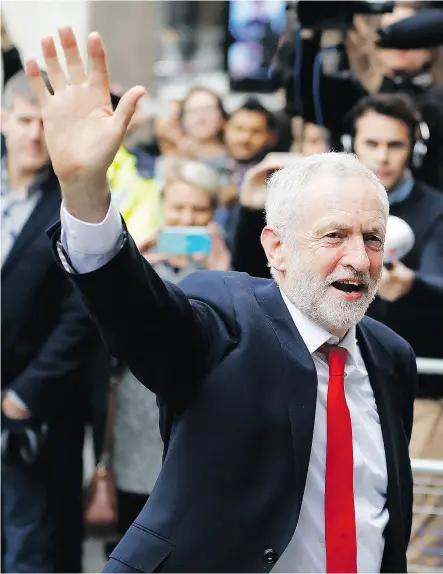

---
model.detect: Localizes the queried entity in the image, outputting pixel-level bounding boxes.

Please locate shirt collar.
[280,289,359,363]
[388,172,414,206]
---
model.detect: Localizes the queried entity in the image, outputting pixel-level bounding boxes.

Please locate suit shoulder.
[179,269,268,299]
[361,315,414,359]
[178,271,267,334]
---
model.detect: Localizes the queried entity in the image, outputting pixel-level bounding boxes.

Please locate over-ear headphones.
[340,107,429,171]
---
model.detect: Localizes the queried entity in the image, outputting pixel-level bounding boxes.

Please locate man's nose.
[29,121,44,141]
[341,238,371,272]
[375,145,389,163]
[179,210,196,226]
[236,131,250,144]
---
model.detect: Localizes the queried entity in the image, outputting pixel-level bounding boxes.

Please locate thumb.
[113,85,146,136]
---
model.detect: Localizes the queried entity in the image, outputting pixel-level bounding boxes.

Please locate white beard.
[283,250,379,334]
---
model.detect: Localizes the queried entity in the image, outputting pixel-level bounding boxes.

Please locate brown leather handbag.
[84,376,120,537]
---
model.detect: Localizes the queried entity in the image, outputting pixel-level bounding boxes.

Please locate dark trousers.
[1,421,85,573]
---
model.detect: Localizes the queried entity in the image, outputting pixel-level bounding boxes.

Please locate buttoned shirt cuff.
[59,199,124,274]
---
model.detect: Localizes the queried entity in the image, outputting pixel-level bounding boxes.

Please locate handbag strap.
[98,374,121,470]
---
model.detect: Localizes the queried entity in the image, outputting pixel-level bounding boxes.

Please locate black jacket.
[1,167,108,423]
[50,227,416,573]
[387,180,443,397]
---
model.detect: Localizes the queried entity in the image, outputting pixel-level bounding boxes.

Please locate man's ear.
[261,225,287,274]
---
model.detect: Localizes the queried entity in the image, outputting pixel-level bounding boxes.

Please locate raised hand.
[239,156,289,211]
[25,27,145,222]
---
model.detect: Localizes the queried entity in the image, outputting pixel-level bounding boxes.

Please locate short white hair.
[160,157,221,208]
[264,152,389,239]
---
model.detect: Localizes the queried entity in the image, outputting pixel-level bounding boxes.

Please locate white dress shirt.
[273,294,388,573]
[60,201,389,573]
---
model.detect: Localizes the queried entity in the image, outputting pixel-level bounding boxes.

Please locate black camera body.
[294,0,394,31]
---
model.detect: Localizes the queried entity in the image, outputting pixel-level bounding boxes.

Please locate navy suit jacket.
[1,169,108,424]
[50,225,416,573]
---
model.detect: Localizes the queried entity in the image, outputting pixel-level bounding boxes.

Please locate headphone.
[340,109,429,171]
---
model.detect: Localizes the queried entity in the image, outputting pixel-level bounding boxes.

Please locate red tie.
[324,345,357,573]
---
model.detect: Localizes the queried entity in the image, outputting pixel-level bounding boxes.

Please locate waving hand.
[25,27,145,222]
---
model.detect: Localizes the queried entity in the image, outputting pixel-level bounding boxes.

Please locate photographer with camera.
[272,1,443,189]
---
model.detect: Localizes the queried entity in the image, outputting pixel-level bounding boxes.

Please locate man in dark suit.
[28,28,416,573]
[1,70,109,572]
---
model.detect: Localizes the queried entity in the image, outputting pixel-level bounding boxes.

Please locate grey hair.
[160,157,221,209]
[264,152,389,240]
[2,70,52,109]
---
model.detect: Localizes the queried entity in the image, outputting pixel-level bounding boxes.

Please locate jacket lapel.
[2,182,60,277]
[357,321,407,572]
[255,282,318,510]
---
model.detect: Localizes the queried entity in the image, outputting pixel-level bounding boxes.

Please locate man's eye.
[365,235,383,248]
[325,233,342,239]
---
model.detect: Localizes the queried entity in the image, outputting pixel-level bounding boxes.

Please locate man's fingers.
[41,36,67,91]
[88,32,110,93]
[25,58,52,106]
[113,86,146,136]
[58,26,87,84]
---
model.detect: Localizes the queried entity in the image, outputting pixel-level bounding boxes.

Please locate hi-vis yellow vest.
[107,147,162,245]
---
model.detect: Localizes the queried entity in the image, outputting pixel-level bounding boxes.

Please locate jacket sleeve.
[8,278,102,417]
[49,223,238,406]
[401,343,418,549]
[232,206,269,278]
[408,217,443,301]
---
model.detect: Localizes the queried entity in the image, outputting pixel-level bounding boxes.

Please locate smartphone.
[156,226,212,256]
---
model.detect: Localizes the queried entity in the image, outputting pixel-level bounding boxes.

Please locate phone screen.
[157,227,212,256]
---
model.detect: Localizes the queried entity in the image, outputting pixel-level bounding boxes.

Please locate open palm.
[26,27,145,215]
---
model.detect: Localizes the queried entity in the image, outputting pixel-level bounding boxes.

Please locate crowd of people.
[1,1,442,572]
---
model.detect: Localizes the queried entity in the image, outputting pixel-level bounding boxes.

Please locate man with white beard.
[27,27,416,574]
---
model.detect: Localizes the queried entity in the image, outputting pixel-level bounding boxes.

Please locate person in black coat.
[1,70,109,572]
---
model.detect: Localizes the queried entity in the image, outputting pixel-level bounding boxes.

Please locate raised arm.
[28,28,237,403]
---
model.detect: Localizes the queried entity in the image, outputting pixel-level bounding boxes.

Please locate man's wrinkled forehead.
[299,173,387,223]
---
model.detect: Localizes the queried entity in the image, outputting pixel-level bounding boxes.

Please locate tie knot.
[318,344,348,377]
